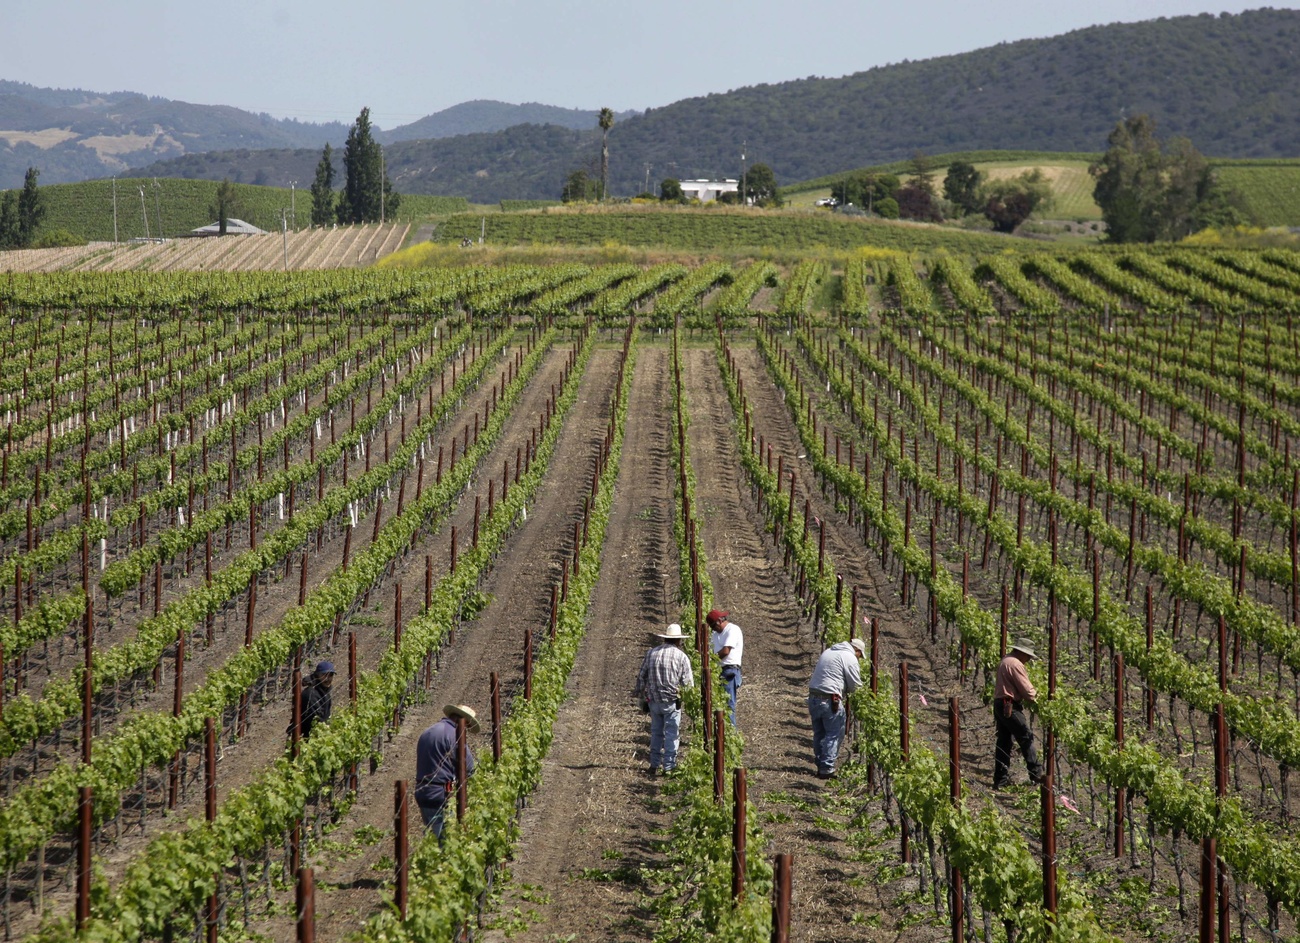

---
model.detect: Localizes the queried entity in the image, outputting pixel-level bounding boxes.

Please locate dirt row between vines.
[476,336,961,943]
[8,332,556,937]
[251,341,626,942]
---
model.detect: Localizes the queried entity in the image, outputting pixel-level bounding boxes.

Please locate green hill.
[124,10,1300,203]
[431,206,1019,253]
[18,178,466,242]
[785,151,1300,228]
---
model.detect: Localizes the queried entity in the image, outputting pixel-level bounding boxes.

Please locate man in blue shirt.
[415,704,479,839]
[807,638,865,779]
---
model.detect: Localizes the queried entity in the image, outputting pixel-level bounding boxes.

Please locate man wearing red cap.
[707,609,743,725]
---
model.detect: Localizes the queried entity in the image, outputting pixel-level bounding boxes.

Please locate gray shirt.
[808,641,862,697]
[635,643,695,704]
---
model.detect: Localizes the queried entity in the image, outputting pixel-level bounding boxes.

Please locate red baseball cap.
[706,609,729,626]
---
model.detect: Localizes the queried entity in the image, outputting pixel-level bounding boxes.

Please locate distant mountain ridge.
[376,101,639,144]
[0,81,632,188]
[123,9,1300,202]
[9,9,1300,201]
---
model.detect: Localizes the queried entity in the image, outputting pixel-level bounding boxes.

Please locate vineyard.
[0,247,1297,943]
[0,223,412,274]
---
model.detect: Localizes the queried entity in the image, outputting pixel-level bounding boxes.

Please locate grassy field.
[432,205,1028,253]
[23,178,468,242]
[1212,161,1300,227]
[783,150,1300,227]
[782,154,1102,221]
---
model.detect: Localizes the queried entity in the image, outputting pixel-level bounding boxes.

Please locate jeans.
[418,800,447,840]
[808,694,845,775]
[648,700,682,770]
[721,666,742,725]
[993,703,1043,786]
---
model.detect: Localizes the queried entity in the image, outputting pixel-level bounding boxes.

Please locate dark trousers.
[993,702,1042,786]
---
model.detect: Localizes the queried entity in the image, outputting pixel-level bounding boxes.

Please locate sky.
[2,1,1294,129]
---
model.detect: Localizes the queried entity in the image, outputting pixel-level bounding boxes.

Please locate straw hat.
[1009,640,1037,660]
[654,623,687,640]
[443,704,481,732]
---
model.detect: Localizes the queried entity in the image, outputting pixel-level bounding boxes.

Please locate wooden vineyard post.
[1042,737,1057,917]
[169,625,185,809]
[899,662,910,865]
[456,716,468,824]
[1145,586,1155,729]
[296,867,315,943]
[291,661,303,760]
[394,781,409,920]
[1115,652,1125,857]
[394,582,403,660]
[702,657,713,753]
[714,710,726,803]
[206,717,219,943]
[524,628,533,700]
[732,768,747,905]
[82,589,94,764]
[77,786,92,930]
[949,698,963,943]
[491,672,502,762]
[771,853,792,943]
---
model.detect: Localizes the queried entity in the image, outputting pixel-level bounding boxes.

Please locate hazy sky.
[2,1,1292,128]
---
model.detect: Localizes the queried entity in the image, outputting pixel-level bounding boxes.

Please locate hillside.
[377,101,639,144]
[25,178,465,242]
[0,79,628,189]
[0,80,351,187]
[783,150,1300,228]
[122,9,1300,203]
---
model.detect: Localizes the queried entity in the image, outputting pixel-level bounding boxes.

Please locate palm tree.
[598,107,615,201]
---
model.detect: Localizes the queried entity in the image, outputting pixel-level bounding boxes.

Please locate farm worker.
[633,623,694,775]
[807,638,865,779]
[415,705,480,839]
[707,609,744,725]
[993,640,1044,789]
[299,661,335,738]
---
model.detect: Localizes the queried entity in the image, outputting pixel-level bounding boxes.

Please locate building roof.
[189,218,267,236]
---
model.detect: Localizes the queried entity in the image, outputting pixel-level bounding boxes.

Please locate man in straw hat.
[633,623,694,775]
[993,640,1043,789]
[807,637,865,779]
[415,704,480,839]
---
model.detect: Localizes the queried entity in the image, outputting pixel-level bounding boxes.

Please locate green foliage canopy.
[1091,114,1243,242]
[309,143,335,227]
[943,161,983,215]
[981,168,1052,233]
[337,107,399,224]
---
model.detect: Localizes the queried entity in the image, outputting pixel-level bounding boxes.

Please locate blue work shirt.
[415,717,476,807]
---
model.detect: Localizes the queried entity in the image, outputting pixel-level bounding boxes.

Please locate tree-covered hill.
[376,101,639,145]
[0,79,628,189]
[21,9,1300,203]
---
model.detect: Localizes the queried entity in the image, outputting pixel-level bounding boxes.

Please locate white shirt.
[711,622,743,667]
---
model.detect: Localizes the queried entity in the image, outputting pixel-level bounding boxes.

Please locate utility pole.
[379,151,385,224]
[741,142,747,206]
[290,181,297,231]
[138,186,149,239]
[281,209,289,270]
[112,177,118,244]
[644,163,652,195]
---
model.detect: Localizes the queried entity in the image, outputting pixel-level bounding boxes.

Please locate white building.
[679,179,739,203]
